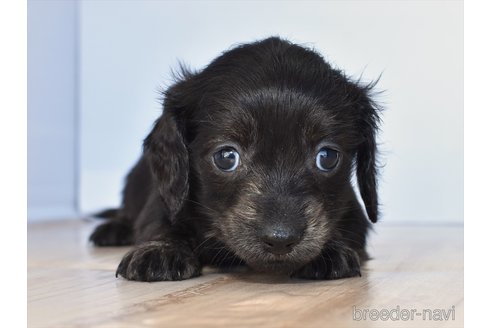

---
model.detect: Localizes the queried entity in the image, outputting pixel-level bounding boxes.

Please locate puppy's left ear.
[352,82,382,223]
[143,71,197,222]
[144,109,189,222]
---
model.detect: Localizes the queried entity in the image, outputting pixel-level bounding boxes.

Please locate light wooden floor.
[28,219,463,328]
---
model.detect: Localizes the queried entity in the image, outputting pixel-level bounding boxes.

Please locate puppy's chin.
[237,250,316,275]
[245,259,303,275]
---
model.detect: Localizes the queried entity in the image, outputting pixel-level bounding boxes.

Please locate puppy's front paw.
[116,241,201,281]
[292,245,361,280]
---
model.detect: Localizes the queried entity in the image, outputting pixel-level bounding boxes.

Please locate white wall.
[76,1,463,223]
[27,0,78,220]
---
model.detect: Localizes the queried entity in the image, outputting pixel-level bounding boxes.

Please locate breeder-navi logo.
[352,305,455,321]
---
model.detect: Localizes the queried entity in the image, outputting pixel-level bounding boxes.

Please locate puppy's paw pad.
[89,221,133,246]
[292,246,361,280]
[116,242,201,281]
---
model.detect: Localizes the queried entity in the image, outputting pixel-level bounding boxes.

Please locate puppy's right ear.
[352,81,382,224]
[143,73,196,222]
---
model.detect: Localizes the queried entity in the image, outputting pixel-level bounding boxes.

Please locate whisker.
[184,199,222,216]
[193,234,218,253]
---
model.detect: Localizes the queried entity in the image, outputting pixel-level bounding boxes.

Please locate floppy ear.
[143,73,196,222]
[354,84,381,223]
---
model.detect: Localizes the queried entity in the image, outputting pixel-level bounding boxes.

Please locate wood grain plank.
[28,220,463,328]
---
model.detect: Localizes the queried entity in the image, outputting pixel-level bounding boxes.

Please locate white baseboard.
[27,206,79,222]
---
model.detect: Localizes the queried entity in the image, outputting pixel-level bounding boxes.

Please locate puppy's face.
[189,89,357,272]
[145,38,379,274]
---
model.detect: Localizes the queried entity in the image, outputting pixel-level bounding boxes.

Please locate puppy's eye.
[213,147,240,172]
[316,147,339,171]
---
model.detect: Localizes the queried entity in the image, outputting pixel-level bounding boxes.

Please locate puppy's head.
[145,37,381,272]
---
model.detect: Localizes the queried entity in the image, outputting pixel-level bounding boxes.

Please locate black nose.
[261,230,301,255]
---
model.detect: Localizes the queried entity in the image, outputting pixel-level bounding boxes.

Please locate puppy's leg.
[292,194,370,280]
[116,239,201,281]
[291,242,362,280]
[90,157,153,247]
[89,218,134,246]
[116,191,202,281]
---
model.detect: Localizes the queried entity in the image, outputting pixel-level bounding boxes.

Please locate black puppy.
[90,37,381,281]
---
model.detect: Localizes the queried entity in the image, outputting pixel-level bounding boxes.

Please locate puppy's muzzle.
[260,227,302,255]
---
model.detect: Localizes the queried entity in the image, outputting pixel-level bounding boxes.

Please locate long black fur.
[89,37,382,281]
